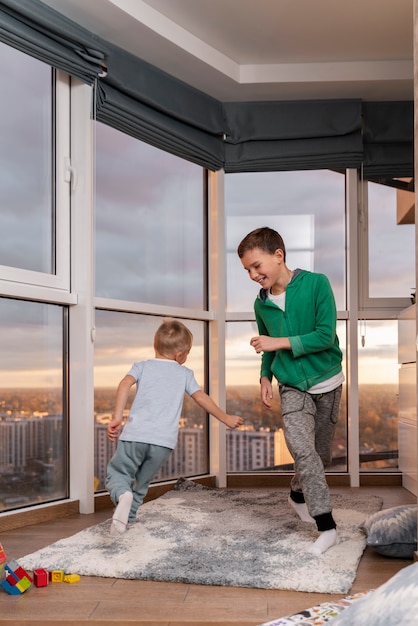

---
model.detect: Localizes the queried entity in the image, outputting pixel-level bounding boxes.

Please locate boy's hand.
[224,415,244,429]
[250,335,290,353]
[260,377,273,410]
[250,335,276,353]
[107,419,122,441]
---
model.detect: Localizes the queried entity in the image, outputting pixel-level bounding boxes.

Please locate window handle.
[64,156,77,191]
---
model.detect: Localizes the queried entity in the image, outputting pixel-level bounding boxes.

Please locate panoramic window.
[358,180,414,472]
[358,320,399,471]
[366,181,414,301]
[93,311,208,489]
[95,122,205,309]
[0,298,67,512]
[0,43,53,275]
[225,170,347,472]
[226,170,346,312]
[225,321,347,472]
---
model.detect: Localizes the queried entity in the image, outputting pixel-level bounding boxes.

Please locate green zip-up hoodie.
[254,269,343,391]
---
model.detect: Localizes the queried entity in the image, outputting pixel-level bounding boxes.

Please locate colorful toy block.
[50,569,65,583]
[0,560,32,595]
[0,543,6,576]
[64,574,80,583]
[33,568,49,587]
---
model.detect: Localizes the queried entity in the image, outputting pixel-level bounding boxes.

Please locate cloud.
[95,123,204,305]
[93,311,205,387]
[225,170,346,302]
[0,43,53,272]
[0,48,411,387]
[0,299,63,386]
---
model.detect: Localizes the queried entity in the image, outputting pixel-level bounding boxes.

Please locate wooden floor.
[0,486,416,626]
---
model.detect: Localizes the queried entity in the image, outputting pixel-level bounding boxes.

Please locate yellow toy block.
[51,569,65,583]
[64,574,80,584]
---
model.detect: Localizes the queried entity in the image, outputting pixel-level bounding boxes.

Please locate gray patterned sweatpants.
[279,384,342,519]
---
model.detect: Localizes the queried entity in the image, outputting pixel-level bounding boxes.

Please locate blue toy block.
[0,560,32,595]
[0,579,22,595]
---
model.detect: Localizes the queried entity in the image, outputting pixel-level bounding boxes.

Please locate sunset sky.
[0,44,415,390]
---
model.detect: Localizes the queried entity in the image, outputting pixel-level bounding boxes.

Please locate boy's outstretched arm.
[107,374,136,441]
[191,390,243,428]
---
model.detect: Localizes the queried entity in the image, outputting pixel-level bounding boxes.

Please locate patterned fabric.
[327,562,418,625]
[361,504,417,558]
[258,591,372,625]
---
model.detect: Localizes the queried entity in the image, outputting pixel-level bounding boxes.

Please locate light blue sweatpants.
[105,440,172,523]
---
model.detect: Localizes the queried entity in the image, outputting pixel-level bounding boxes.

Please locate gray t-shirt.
[119,358,201,449]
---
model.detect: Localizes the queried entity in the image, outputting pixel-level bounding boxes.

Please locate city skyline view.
[0,286,405,390]
[0,379,398,514]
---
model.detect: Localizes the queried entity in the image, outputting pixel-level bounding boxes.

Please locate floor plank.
[0,486,415,625]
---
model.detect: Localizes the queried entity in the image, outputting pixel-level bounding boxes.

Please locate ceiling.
[43,0,414,102]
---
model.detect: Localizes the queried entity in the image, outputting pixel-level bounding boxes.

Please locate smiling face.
[240,247,285,292]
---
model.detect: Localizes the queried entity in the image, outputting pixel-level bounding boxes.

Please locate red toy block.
[0,543,6,564]
[0,543,6,577]
[33,568,49,587]
[14,565,29,580]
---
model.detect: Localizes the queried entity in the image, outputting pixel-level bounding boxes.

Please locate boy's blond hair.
[154,318,193,357]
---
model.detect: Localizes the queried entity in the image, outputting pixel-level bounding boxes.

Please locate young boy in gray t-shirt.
[105,318,243,536]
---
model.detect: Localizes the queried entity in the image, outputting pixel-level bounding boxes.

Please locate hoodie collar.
[258,268,303,302]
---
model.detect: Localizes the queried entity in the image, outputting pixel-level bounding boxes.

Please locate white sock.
[288,496,315,523]
[110,491,133,536]
[307,528,338,555]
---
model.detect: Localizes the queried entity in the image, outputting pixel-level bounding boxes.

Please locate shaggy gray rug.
[19,480,382,593]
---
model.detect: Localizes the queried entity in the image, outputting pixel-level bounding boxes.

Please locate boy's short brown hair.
[154,318,193,356]
[237,227,286,261]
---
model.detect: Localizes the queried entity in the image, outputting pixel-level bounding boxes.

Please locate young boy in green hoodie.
[237,226,344,555]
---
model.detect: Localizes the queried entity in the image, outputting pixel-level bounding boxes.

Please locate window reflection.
[225,171,347,473]
[95,123,205,308]
[93,311,208,490]
[367,182,414,300]
[358,320,399,471]
[0,43,53,274]
[0,298,67,511]
[226,170,346,311]
[225,321,347,472]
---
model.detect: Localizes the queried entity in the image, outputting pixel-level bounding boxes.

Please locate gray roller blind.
[0,1,413,176]
[95,43,225,170]
[223,100,363,172]
[96,43,365,172]
[362,101,414,178]
[0,0,106,83]
[96,82,225,171]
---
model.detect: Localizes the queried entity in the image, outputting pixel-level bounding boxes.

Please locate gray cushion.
[361,504,417,558]
[327,562,418,625]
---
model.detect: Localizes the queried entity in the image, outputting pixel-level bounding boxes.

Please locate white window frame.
[358,178,411,314]
[0,70,74,302]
